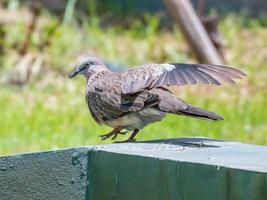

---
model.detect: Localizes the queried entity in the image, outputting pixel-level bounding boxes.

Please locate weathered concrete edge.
[91,138,267,174]
[92,148,267,175]
[1,137,267,174]
[0,147,92,158]
[1,148,265,175]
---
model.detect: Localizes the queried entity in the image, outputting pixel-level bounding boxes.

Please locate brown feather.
[121,63,246,94]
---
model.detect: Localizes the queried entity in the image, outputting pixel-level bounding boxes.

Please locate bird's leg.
[99,127,126,140]
[114,129,139,143]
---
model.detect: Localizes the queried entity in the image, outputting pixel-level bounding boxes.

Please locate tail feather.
[179,105,223,121]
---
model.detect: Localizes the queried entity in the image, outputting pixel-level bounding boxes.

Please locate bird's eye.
[88,61,94,65]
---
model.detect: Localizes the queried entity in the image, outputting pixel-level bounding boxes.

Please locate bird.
[68,57,246,143]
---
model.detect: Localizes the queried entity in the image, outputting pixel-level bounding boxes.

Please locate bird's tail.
[178,105,223,121]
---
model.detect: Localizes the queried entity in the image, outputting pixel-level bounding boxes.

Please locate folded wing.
[121,63,246,94]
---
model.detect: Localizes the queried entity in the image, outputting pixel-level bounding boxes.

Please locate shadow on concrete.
[140,137,224,148]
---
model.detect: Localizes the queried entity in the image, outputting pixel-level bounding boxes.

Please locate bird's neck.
[84,64,110,81]
[86,69,110,84]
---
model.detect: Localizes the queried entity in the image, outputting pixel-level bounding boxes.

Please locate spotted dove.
[69,57,246,143]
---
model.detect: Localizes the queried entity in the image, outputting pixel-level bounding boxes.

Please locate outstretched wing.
[121,63,246,94]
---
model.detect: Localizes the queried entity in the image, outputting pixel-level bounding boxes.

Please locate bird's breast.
[105,108,165,130]
[86,83,122,124]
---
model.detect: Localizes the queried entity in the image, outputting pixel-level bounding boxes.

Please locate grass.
[0,10,267,155]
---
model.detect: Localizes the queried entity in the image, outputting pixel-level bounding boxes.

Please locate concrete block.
[1,138,267,200]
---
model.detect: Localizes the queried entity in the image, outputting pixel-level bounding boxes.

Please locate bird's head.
[68,57,108,79]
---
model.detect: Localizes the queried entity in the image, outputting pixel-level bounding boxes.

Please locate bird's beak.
[68,69,79,79]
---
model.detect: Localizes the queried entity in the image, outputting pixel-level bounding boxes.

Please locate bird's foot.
[111,131,128,140]
[99,128,128,140]
[113,129,139,143]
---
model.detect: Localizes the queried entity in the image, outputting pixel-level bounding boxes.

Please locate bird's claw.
[111,131,128,140]
[99,134,110,140]
[99,130,128,140]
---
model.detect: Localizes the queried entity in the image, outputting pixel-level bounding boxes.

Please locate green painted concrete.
[1,138,267,200]
[88,151,267,200]
[0,148,91,200]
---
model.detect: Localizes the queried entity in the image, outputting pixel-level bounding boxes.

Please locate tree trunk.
[162,0,223,64]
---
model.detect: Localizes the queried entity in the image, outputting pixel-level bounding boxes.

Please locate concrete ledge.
[1,138,267,200]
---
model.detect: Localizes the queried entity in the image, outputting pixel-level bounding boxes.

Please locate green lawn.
[1,12,267,155]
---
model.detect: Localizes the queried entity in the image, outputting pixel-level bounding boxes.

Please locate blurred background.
[0,0,267,155]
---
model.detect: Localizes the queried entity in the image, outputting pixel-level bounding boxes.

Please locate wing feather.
[180,68,197,84]
[184,68,209,84]
[199,67,235,83]
[174,69,187,85]
[204,65,243,79]
[121,63,246,94]
[192,70,221,85]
